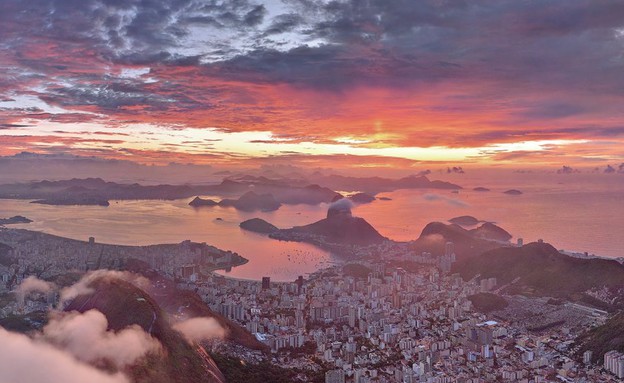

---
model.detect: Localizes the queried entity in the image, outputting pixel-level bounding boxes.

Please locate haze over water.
[1,173,622,281]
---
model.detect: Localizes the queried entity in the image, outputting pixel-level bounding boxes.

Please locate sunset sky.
[1,0,624,169]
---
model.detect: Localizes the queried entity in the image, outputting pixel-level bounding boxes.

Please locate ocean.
[0,172,622,281]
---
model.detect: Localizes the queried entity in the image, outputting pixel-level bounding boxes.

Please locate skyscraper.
[262,276,271,290]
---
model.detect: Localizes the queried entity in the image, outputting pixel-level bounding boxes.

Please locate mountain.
[469,222,512,242]
[147,279,267,352]
[0,178,194,203]
[270,184,341,205]
[189,196,218,207]
[0,152,217,184]
[210,177,341,204]
[0,215,32,225]
[0,174,458,207]
[219,191,281,211]
[454,242,624,297]
[576,313,624,363]
[413,222,505,260]
[313,174,461,193]
[64,276,226,383]
[448,216,479,226]
[349,192,376,204]
[31,196,110,206]
[240,218,279,234]
[0,177,341,206]
[272,214,386,247]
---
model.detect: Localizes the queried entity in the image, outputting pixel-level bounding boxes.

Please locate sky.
[1,0,624,170]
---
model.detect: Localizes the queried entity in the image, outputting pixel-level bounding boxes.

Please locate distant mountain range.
[190,191,281,212]
[0,174,461,207]
[310,174,461,193]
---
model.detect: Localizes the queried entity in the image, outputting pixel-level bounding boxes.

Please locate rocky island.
[239,218,279,234]
[219,191,281,212]
[31,197,110,206]
[189,196,218,207]
[348,192,376,204]
[188,192,281,211]
[270,199,387,252]
[0,215,32,225]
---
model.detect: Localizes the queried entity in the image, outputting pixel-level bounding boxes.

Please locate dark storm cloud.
[222,0,624,93]
[263,13,304,35]
[3,0,624,92]
[512,102,586,120]
[2,0,624,150]
[243,5,267,26]
[0,0,267,65]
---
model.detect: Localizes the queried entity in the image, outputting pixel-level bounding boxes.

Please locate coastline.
[0,227,250,283]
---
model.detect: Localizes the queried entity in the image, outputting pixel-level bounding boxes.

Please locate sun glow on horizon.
[0,120,602,167]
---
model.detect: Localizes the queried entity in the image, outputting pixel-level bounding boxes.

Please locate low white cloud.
[173,317,227,344]
[0,327,129,383]
[419,233,446,246]
[42,309,162,369]
[15,276,55,304]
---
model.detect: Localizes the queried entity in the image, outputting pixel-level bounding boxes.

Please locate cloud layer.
[1,0,623,166]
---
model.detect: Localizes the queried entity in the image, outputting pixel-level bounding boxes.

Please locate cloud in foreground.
[15,275,55,305]
[42,309,162,369]
[0,327,129,383]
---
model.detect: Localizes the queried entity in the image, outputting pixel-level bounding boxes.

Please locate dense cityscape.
[2,0,624,381]
[2,225,623,382]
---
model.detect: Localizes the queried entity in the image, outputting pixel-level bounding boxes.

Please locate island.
[503,189,523,195]
[310,174,462,193]
[473,187,490,192]
[0,215,32,225]
[31,197,110,206]
[270,200,387,252]
[219,191,281,212]
[189,196,218,207]
[348,192,376,204]
[189,192,281,211]
[239,218,279,234]
[0,174,461,207]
